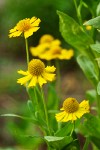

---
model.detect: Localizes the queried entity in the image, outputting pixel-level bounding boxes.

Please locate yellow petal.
[30,17,37,23]
[38,76,47,87]
[9,31,22,38]
[24,27,40,39]
[79,100,90,112]
[45,66,56,72]
[60,107,64,110]
[17,70,29,75]
[9,27,17,33]
[31,18,41,26]
[55,111,66,122]
[43,72,55,81]
[17,74,32,85]
[28,76,37,87]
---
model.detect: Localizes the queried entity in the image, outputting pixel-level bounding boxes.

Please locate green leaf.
[0,113,38,124]
[77,55,98,86]
[57,10,93,57]
[86,89,96,104]
[27,100,35,114]
[44,136,73,150]
[90,43,100,54]
[55,122,73,137]
[97,81,100,95]
[84,16,100,29]
[96,2,100,16]
[83,114,100,138]
[47,83,59,110]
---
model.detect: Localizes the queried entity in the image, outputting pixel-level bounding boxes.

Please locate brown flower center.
[28,59,45,76]
[63,98,79,113]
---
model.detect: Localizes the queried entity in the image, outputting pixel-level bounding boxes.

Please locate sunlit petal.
[17,74,32,85]
[28,76,37,87]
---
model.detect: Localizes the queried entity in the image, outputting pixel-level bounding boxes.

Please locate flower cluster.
[30,34,74,60]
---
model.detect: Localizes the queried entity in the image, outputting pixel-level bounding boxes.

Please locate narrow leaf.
[97,81,100,95]
[77,55,98,86]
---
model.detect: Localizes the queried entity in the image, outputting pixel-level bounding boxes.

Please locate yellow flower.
[39,46,74,60]
[55,97,90,122]
[85,25,92,31]
[17,59,56,87]
[30,36,61,57]
[9,17,41,39]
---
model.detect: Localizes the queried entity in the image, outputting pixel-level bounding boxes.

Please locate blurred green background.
[0,0,99,149]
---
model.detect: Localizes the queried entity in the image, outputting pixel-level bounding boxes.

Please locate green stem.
[41,88,51,135]
[55,60,61,98]
[82,137,90,150]
[73,0,82,25]
[70,121,75,136]
[25,38,29,65]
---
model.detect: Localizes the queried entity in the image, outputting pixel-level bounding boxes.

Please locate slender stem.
[70,121,75,136]
[41,88,51,135]
[82,137,90,150]
[25,38,29,65]
[73,0,82,25]
[55,60,61,98]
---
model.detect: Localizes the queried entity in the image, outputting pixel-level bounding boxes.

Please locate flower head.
[17,59,56,87]
[55,97,90,122]
[30,34,61,57]
[39,46,74,60]
[9,17,41,39]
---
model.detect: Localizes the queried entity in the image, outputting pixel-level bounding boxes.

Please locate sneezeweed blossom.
[30,34,61,57]
[39,46,74,60]
[9,17,41,39]
[55,97,90,122]
[17,59,56,87]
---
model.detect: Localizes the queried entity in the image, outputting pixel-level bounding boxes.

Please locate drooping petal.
[17,74,32,85]
[24,27,40,38]
[45,66,56,72]
[43,72,55,81]
[17,70,29,75]
[55,111,66,122]
[28,76,37,87]
[38,76,47,87]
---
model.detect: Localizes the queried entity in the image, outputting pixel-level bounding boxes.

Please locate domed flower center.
[17,19,31,31]
[28,59,45,76]
[63,98,79,113]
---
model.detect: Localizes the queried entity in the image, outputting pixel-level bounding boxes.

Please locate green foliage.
[80,114,100,149]
[77,55,98,86]
[57,10,94,57]
[86,89,96,104]
[44,136,73,150]
[97,81,100,95]
[84,16,100,29]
